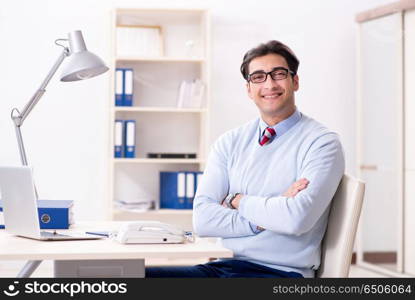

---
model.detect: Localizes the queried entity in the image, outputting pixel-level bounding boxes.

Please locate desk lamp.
[11,30,108,198]
[9,30,108,277]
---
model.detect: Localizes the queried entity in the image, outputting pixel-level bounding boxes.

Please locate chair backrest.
[316,174,365,277]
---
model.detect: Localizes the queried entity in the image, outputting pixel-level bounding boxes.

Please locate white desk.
[0,221,233,277]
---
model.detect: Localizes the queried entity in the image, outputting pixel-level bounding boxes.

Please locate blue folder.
[190,171,203,209]
[182,171,204,209]
[124,120,136,158]
[185,172,195,209]
[123,68,134,106]
[115,68,123,106]
[114,120,124,158]
[160,172,186,209]
[0,199,73,229]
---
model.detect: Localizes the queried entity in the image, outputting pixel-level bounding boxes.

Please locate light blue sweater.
[192,110,345,277]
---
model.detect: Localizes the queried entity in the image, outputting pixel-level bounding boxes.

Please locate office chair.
[316,174,365,277]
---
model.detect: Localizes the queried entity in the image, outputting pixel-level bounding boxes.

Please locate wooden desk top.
[0,221,233,261]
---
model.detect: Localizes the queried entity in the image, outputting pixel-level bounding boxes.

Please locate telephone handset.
[114,221,188,244]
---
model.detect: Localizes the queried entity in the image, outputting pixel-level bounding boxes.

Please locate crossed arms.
[192,133,345,238]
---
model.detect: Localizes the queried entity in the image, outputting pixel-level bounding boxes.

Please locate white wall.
[0,0,395,221]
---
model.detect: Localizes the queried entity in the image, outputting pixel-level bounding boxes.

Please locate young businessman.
[145,40,345,278]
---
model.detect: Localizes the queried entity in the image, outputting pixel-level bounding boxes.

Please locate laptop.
[0,166,101,241]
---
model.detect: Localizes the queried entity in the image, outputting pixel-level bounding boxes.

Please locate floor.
[0,260,393,277]
[348,265,388,277]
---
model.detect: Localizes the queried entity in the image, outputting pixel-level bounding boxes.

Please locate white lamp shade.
[60,51,109,82]
[60,30,108,82]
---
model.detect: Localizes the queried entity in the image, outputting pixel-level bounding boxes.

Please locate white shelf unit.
[108,8,210,227]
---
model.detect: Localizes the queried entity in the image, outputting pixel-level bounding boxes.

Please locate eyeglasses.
[247,67,295,84]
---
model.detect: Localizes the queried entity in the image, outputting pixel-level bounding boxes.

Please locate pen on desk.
[85,231,110,237]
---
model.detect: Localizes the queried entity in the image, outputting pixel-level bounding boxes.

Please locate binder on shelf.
[191,171,203,209]
[0,199,73,229]
[115,68,123,106]
[124,68,134,106]
[177,172,186,209]
[195,171,204,192]
[0,207,4,229]
[124,120,136,158]
[114,120,124,158]
[185,172,195,209]
[160,172,186,209]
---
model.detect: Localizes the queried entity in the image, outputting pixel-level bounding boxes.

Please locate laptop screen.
[0,166,41,238]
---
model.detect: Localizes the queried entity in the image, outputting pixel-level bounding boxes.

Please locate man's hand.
[226,193,243,209]
[221,194,243,208]
[283,178,309,197]
[221,178,309,209]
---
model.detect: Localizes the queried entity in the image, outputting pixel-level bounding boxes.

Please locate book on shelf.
[176,79,205,109]
[160,171,203,209]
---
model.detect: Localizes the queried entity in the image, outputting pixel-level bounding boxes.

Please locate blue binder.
[123,68,134,106]
[160,172,186,209]
[193,171,204,209]
[0,199,73,229]
[185,172,195,209]
[195,172,204,192]
[114,120,124,158]
[183,171,203,209]
[124,120,136,158]
[115,68,123,106]
[0,209,4,229]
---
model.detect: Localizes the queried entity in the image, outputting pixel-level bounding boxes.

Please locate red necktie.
[259,127,276,146]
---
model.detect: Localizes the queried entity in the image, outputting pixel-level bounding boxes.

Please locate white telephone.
[114,221,187,244]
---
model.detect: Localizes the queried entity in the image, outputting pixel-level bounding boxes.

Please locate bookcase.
[108,8,210,231]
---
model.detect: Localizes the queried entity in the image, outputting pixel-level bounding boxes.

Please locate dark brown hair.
[240,40,300,80]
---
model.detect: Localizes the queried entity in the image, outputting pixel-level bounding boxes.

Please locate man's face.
[246,53,299,121]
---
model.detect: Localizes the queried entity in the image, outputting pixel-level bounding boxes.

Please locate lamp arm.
[17,48,69,124]
[11,48,69,167]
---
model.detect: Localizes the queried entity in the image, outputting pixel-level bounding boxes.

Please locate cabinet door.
[404,9,415,276]
[358,12,403,272]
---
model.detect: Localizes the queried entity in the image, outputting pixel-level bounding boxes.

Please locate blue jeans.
[145,259,303,278]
